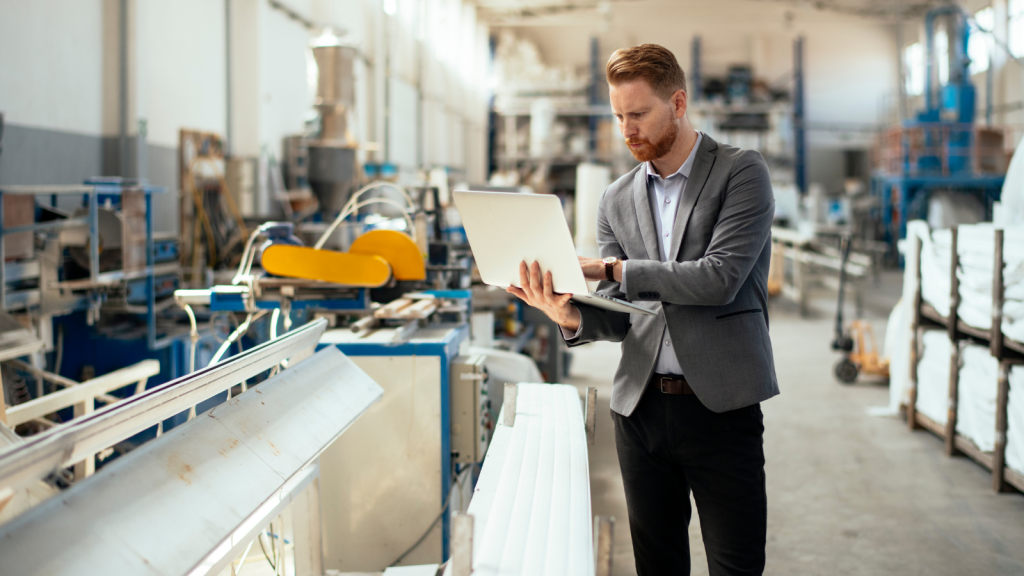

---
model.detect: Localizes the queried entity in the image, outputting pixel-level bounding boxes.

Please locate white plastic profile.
[0,318,329,492]
[0,345,384,576]
[447,383,594,576]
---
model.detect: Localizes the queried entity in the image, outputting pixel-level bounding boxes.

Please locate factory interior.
[3,0,1024,574]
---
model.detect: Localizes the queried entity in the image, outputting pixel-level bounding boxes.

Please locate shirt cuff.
[559,307,584,340]
[619,259,628,293]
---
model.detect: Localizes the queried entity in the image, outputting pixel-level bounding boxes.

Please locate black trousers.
[612,388,767,576]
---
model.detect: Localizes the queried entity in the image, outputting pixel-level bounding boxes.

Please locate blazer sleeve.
[562,188,631,346]
[622,150,774,307]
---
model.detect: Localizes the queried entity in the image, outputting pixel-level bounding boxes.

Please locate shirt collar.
[646,131,703,181]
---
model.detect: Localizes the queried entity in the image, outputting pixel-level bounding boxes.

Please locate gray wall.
[0,122,179,233]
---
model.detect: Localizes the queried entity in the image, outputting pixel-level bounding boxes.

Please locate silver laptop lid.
[452,190,590,295]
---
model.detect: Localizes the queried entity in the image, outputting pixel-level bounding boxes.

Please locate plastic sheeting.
[872,298,909,416]
[916,330,951,426]
[1006,366,1024,476]
[955,344,999,452]
[995,135,1024,227]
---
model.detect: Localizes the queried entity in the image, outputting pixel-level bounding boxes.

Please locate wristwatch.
[602,257,619,281]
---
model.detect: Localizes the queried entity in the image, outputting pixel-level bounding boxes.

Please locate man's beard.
[625,120,679,162]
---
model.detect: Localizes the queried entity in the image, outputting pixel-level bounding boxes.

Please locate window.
[1011,0,1024,57]
[905,42,924,96]
[935,29,949,85]
[969,7,993,74]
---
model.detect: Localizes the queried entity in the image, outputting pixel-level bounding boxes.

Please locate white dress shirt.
[564,132,703,376]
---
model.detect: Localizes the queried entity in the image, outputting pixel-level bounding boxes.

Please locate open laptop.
[452,190,654,316]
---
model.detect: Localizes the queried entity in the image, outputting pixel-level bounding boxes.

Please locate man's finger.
[543,271,556,299]
[506,286,528,302]
[530,261,543,293]
[519,261,531,297]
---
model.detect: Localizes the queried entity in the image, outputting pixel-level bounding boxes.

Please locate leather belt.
[652,373,694,395]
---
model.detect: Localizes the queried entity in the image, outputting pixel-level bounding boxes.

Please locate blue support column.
[0,189,5,310]
[588,36,601,155]
[691,36,702,101]
[88,190,99,284]
[793,36,807,196]
[146,191,156,349]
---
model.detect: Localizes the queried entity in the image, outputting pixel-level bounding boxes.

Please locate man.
[507,44,778,575]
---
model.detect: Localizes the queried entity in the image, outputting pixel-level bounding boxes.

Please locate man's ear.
[673,89,688,119]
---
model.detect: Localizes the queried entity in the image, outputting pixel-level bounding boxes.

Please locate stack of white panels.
[447,383,593,576]
[955,344,999,452]
[1006,367,1024,476]
[916,330,951,425]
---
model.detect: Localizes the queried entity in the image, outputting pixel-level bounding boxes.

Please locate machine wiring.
[210,310,267,367]
[389,464,474,567]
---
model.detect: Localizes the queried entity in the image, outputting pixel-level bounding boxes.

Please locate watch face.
[603,257,617,264]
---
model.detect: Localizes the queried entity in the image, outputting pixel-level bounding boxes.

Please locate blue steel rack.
[0,182,170,350]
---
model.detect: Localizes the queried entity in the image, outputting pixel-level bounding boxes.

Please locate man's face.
[609,79,684,162]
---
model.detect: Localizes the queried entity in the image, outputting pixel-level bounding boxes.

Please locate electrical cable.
[231,536,257,576]
[258,527,276,572]
[210,311,267,366]
[232,228,263,285]
[53,324,64,379]
[390,465,473,567]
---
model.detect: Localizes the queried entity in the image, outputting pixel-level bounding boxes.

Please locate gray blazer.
[564,134,779,415]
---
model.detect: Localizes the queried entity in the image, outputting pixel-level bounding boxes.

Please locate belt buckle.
[659,376,670,393]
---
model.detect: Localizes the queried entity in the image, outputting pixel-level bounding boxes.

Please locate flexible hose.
[314,182,416,249]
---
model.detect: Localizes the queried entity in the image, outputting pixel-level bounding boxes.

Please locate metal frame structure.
[0,182,167,349]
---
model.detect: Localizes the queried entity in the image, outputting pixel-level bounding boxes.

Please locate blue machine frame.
[870,5,1005,252]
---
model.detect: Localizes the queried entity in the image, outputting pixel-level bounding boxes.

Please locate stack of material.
[914,223,1024,342]
[916,330,951,426]
[955,345,999,453]
[1007,367,1024,477]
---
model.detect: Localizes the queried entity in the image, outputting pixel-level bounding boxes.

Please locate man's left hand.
[578,257,622,282]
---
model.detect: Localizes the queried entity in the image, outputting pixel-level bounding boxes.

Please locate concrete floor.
[566,277,1024,576]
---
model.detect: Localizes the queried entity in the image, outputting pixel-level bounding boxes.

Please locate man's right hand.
[506,261,581,332]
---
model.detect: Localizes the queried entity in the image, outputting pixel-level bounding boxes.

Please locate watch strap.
[605,260,615,281]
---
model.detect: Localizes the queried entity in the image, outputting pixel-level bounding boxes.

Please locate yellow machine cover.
[261,245,392,287]
[348,230,426,281]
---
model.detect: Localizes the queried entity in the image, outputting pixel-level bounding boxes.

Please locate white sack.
[955,344,998,452]
[916,330,952,425]
[1006,366,1024,475]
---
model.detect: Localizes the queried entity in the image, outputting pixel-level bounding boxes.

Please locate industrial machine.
[0,180,195,381]
[872,5,1007,256]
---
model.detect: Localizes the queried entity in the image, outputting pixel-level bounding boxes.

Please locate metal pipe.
[119,0,128,177]
[225,0,232,155]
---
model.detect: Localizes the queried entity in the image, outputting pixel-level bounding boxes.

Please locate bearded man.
[507,44,779,575]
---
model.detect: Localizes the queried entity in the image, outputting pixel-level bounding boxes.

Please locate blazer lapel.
[631,167,660,260]
[669,134,718,262]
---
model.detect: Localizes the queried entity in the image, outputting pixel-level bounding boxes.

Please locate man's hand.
[506,261,581,332]
[578,256,623,282]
